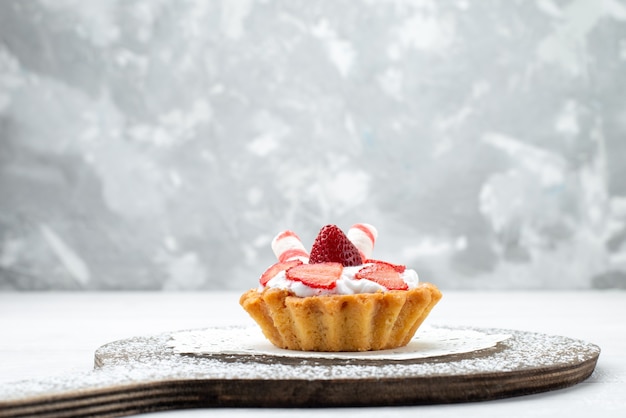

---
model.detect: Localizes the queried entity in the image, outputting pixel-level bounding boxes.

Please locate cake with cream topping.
[239,223,442,352]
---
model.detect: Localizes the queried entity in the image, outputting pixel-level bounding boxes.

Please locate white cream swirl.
[259,264,420,297]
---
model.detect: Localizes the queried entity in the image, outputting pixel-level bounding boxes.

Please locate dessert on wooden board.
[240,223,442,352]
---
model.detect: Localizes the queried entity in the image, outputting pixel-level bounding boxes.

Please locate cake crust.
[240,282,442,352]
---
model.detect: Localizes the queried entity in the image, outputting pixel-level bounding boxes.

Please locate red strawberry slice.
[259,259,303,286]
[364,259,406,273]
[309,224,363,266]
[285,262,343,289]
[356,263,408,290]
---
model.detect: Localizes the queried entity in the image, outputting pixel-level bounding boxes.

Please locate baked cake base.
[240,283,442,352]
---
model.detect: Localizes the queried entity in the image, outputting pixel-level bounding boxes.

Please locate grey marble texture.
[1,0,625,290]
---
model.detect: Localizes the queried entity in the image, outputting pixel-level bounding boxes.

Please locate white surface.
[0,290,624,417]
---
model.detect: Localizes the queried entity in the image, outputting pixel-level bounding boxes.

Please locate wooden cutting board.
[0,326,600,418]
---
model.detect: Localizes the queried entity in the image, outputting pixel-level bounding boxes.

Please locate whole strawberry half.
[309,224,363,266]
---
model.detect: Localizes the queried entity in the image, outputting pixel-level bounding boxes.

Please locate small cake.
[239,224,442,352]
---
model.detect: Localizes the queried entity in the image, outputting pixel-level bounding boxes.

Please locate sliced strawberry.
[259,259,303,286]
[285,262,343,289]
[356,263,408,290]
[309,224,363,266]
[364,258,406,273]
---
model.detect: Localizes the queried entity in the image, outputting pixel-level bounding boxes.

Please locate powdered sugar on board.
[0,326,600,408]
[167,326,511,360]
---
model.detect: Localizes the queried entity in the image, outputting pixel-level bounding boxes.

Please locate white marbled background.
[1,0,625,290]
